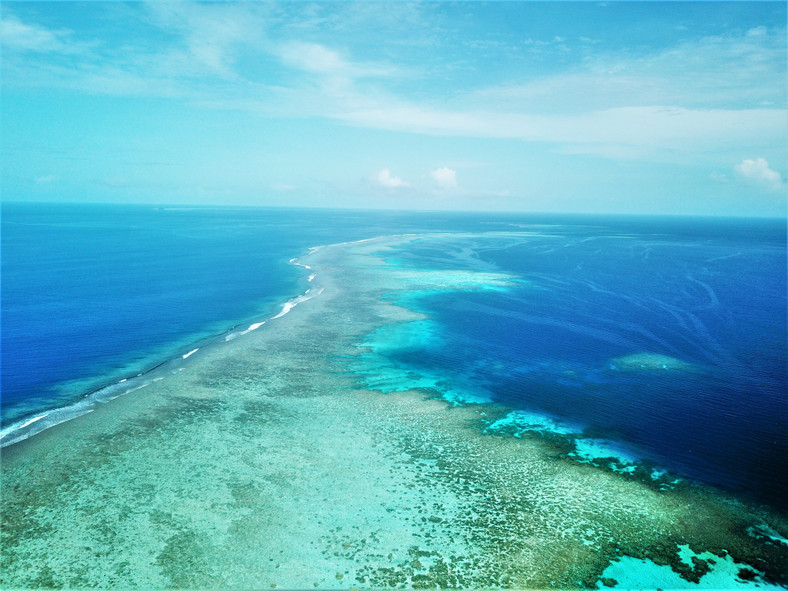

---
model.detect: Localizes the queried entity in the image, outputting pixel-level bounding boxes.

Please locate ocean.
[0,204,451,425]
[350,219,787,510]
[2,203,786,511]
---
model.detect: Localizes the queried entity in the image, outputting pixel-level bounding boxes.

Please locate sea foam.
[16,413,49,430]
[272,288,324,320]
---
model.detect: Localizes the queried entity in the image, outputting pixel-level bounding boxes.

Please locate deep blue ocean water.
[2,204,786,511]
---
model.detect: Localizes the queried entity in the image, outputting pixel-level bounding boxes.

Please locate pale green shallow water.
[1,235,786,589]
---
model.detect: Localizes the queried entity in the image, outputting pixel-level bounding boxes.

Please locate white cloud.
[735,158,784,191]
[375,168,409,188]
[430,167,457,189]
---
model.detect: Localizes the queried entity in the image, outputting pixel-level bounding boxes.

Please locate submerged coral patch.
[597,545,784,590]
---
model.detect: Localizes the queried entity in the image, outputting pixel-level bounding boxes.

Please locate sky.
[1,1,786,216]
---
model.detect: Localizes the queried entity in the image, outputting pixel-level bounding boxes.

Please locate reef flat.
[2,235,786,589]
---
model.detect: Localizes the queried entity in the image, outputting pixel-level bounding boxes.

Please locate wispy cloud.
[1,2,274,99]
[278,41,392,79]
[270,26,786,161]
[142,1,271,77]
[2,4,785,169]
[469,28,786,112]
[0,13,84,53]
[279,42,348,74]
[341,105,784,159]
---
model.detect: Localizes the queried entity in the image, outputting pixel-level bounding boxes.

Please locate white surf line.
[224,315,272,341]
[16,413,50,430]
[2,368,164,443]
[289,257,312,270]
[226,250,326,342]
[336,237,378,246]
[104,382,150,401]
[234,320,267,337]
[1,405,97,446]
[182,348,199,359]
[271,288,325,320]
[272,302,296,320]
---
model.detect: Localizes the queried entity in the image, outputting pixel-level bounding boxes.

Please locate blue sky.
[1,1,786,215]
